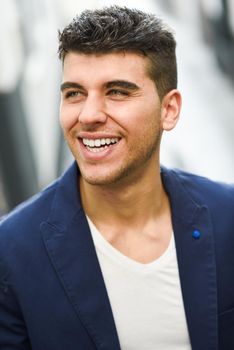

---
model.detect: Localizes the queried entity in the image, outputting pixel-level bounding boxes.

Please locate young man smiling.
[0,6,234,350]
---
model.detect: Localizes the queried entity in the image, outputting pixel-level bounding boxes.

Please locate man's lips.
[77,134,122,156]
[78,131,121,139]
[77,131,121,149]
[81,136,120,148]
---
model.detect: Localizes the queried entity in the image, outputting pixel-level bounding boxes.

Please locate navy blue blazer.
[0,162,234,349]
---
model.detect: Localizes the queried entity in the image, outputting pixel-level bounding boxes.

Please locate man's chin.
[81,174,118,186]
[79,167,131,187]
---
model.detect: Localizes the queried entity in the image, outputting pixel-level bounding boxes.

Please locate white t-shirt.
[87,217,192,350]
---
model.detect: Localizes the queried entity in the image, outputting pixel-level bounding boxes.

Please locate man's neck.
[79,163,168,232]
[79,163,173,264]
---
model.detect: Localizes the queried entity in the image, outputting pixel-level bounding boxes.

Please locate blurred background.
[0,0,233,214]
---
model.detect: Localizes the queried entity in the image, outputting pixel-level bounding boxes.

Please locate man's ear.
[160,89,182,131]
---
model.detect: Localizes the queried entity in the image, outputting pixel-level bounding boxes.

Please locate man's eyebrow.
[60,80,140,92]
[60,82,84,92]
[105,80,140,90]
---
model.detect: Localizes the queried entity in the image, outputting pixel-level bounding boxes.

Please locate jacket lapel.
[161,167,218,350]
[40,163,121,350]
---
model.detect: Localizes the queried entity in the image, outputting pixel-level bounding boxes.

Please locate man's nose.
[78,95,107,125]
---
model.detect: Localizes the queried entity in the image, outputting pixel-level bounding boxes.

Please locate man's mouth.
[81,137,120,153]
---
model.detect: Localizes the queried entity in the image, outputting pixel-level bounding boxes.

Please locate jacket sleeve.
[0,260,31,349]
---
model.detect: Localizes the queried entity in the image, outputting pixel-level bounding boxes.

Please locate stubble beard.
[76,130,162,187]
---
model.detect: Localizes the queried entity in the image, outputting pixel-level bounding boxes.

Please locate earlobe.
[160,89,182,131]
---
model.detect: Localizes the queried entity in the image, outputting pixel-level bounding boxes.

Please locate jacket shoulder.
[0,179,59,244]
[168,168,234,207]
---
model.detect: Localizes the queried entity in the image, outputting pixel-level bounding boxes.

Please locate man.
[0,6,233,350]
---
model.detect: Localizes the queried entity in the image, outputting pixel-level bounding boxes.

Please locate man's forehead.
[63,51,149,70]
[62,51,152,85]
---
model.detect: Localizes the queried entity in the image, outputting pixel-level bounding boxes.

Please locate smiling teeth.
[87,146,109,153]
[83,138,119,148]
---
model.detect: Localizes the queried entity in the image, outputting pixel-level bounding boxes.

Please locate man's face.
[60,51,163,186]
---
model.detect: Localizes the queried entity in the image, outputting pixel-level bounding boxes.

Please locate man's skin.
[60,51,182,264]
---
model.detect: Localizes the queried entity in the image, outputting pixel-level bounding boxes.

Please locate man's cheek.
[60,113,76,131]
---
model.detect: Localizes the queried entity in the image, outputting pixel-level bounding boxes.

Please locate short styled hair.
[58,6,177,100]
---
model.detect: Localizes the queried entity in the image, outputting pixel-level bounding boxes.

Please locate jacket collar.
[41,162,218,350]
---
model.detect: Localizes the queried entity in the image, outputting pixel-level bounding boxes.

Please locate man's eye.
[108,89,129,97]
[64,91,82,99]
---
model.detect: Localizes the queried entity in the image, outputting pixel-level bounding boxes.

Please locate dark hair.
[58,6,177,99]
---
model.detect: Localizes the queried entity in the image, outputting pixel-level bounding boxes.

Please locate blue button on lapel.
[192,230,201,239]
